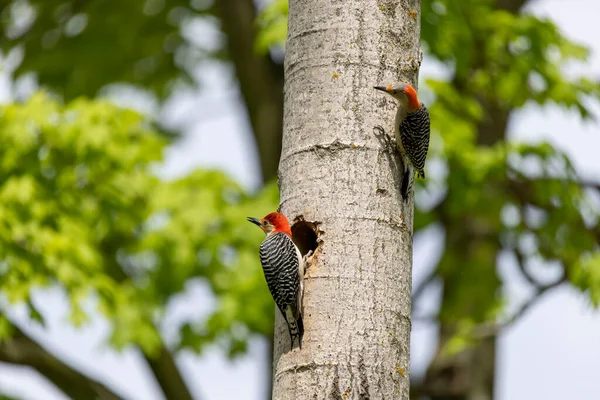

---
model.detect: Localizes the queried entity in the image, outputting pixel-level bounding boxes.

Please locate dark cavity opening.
[291,217,319,257]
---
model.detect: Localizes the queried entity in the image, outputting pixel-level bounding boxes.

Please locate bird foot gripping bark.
[373,125,411,202]
[372,125,397,153]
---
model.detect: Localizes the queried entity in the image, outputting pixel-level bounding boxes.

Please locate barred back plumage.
[399,103,430,178]
[259,232,304,349]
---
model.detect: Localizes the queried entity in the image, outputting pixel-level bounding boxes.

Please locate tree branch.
[0,321,128,400]
[514,250,540,287]
[507,176,600,247]
[412,268,438,308]
[415,272,566,339]
[143,346,194,400]
[2,240,196,400]
[580,179,600,192]
[100,240,196,400]
[510,174,600,193]
[473,273,567,339]
[497,0,530,13]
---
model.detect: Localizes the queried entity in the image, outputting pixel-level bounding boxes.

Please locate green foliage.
[0,0,206,99]
[0,92,278,356]
[0,395,23,400]
[421,1,600,116]
[572,253,600,307]
[255,0,288,53]
[0,314,14,339]
[419,0,600,325]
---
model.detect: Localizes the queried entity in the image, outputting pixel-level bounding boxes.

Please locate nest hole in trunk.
[291,216,320,257]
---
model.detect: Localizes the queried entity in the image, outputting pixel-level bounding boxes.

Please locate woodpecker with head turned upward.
[374,82,430,201]
[248,212,304,350]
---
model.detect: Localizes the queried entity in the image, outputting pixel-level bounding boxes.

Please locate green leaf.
[572,252,600,307]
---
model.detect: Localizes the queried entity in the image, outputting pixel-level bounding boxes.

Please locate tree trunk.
[215,0,285,182]
[275,0,422,398]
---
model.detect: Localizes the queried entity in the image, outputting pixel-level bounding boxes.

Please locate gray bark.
[275,0,422,398]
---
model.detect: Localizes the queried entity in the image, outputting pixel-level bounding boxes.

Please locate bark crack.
[329,364,343,400]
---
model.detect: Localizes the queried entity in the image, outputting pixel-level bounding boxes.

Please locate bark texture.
[275,0,422,398]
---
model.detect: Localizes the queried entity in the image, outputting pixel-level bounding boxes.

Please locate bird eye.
[262,220,268,226]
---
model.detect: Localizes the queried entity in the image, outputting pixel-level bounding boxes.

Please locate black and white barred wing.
[259,232,302,319]
[399,103,430,178]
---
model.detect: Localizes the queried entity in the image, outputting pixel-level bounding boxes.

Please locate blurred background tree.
[0,92,280,399]
[0,0,599,399]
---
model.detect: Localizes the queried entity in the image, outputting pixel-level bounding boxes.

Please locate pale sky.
[1,1,599,399]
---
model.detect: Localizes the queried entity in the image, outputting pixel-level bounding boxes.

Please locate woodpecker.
[247,212,304,350]
[374,82,430,201]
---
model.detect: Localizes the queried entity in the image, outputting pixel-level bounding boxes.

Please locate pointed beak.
[247,217,262,227]
[373,86,389,92]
